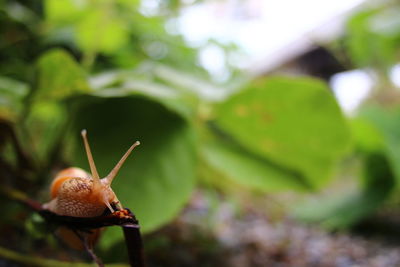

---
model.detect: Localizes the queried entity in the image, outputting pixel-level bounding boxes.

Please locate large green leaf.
[36,49,90,101]
[201,137,310,192]
[215,77,351,189]
[67,95,196,238]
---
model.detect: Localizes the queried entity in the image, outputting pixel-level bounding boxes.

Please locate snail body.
[44,130,139,249]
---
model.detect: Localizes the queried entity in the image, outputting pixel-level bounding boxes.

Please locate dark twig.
[38,208,140,231]
[123,224,145,267]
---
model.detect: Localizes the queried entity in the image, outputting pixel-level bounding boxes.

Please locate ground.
[144,190,400,267]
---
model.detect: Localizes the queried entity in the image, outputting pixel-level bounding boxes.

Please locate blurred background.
[1,0,400,266]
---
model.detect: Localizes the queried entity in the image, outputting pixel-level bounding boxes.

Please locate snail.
[43,129,140,249]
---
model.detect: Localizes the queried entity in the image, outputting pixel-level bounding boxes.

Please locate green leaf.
[36,49,90,101]
[295,110,397,229]
[88,69,195,121]
[359,105,400,183]
[350,117,385,153]
[45,0,86,24]
[0,76,29,97]
[295,152,395,229]
[76,9,128,54]
[215,77,351,189]
[25,102,67,164]
[153,64,225,101]
[67,95,196,239]
[201,138,310,192]
[25,49,88,163]
[346,8,400,70]
[0,76,29,120]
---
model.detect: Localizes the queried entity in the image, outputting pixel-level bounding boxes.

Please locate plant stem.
[0,186,42,211]
[0,246,99,267]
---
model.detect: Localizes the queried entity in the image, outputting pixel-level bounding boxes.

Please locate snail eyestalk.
[81,130,101,187]
[104,141,140,186]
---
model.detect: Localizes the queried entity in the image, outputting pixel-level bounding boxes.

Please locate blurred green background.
[1,0,400,266]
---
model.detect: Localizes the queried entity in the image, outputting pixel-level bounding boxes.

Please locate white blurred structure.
[178,0,365,73]
[175,0,373,114]
[390,64,400,88]
[330,70,373,115]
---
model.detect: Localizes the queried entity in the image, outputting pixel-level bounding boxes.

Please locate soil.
[145,191,400,267]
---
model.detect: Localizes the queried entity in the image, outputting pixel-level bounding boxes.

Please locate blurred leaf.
[25,213,47,239]
[153,64,226,101]
[0,76,29,97]
[27,48,88,164]
[295,109,397,229]
[3,1,40,26]
[350,117,385,153]
[347,9,379,67]
[36,49,90,100]
[346,8,400,70]
[201,137,310,192]
[0,76,29,120]
[88,69,195,120]
[45,0,86,24]
[76,9,128,54]
[295,152,395,229]
[359,105,400,183]
[67,95,196,241]
[89,69,179,99]
[25,101,67,164]
[215,77,351,189]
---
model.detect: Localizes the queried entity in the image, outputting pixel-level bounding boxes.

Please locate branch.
[38,208,139,231]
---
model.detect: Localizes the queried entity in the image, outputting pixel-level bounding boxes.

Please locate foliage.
[296,0,400,229]
[212,77,350,190]
[1,0,400,265]
[346,4,400,71]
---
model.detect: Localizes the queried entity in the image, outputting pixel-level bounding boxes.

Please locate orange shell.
[50,167,89,199]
